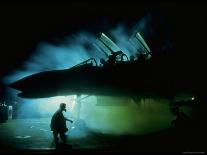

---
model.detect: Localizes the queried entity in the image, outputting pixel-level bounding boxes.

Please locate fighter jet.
[10,32,197,99]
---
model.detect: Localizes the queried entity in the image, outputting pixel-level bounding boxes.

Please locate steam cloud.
[3,13,175,137]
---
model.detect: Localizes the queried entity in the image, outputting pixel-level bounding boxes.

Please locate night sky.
[0,1,207,100]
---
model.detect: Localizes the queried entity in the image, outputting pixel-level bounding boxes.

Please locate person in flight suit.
[51,103,73,147]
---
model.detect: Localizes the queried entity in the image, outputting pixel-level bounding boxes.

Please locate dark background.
[0,1,207,99]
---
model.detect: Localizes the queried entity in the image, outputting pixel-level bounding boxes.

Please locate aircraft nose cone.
[10,80,22,90]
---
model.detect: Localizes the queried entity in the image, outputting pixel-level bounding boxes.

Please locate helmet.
[59,103,66,111]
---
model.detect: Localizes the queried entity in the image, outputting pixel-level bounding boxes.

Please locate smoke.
[3,13,176,137]
[4,32,102,85]
[15,96,76,118]
[4,12,172,85]
[77,96,173,135]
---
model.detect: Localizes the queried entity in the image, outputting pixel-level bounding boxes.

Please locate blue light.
[2,14,175,136]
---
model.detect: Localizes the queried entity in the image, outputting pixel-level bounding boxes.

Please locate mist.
[79,96,174,135]
[3,13,177,137]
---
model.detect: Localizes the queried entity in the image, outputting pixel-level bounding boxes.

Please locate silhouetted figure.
[107,54,116,65]
[139,53,147,60]
[107,51,124,66]
[51,103,73,147]
[100,58,106,66]
[130,55,135,62]
[170,106,195,150]
[171,106,191,131]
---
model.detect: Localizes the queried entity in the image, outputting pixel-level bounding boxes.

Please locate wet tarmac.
[0,118,205,154]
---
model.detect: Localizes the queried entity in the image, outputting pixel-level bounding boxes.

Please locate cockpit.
[71,58,98,69]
